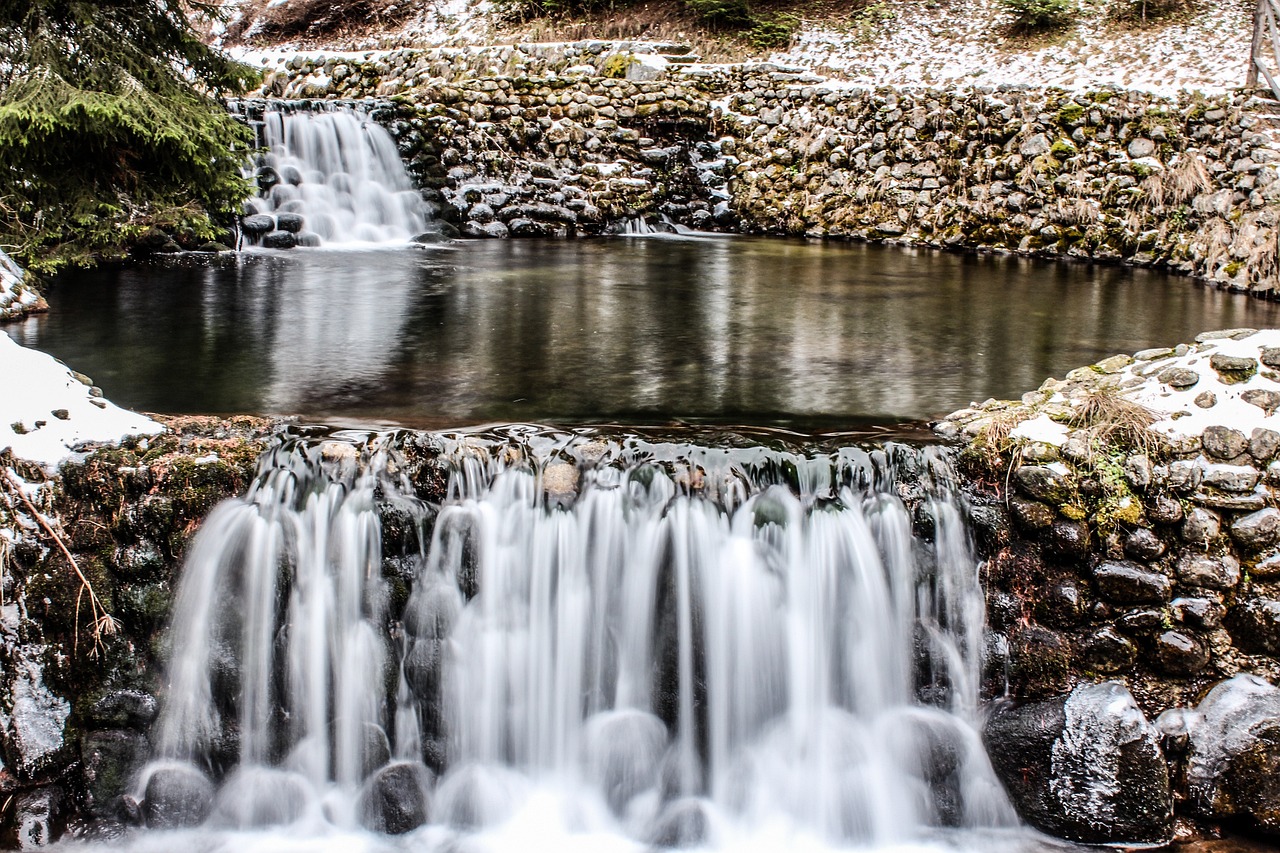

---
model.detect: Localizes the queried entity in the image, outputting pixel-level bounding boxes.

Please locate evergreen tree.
[0,1,259,272]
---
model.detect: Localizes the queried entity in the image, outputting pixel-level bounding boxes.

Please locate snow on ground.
[0,251,43,322]
[0,333,163,471]
[772,0,1254,95]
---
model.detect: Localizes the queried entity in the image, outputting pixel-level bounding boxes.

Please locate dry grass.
[1165,153,1212,204]
[1067,383,1166,457]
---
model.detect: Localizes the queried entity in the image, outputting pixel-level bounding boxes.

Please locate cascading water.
[122,428,1040,853]
[239,105,430,247]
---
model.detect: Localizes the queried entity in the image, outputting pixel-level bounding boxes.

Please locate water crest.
[135,428,1028,852]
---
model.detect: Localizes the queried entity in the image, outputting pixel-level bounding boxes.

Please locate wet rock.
[648,798,711,848]
[88,691,157,730]
[214,767,310,828]
[582,709,667,814]
[403,575,462,640]
[359,761,434,835]
[1254,552,1280,579]
[542,461,579,506]
[1009,495,1054,531]
[1203,426,1250,460]
[1146,494,1184,525]
[1116,607,1165,635]
[274,212,305,233]
[1092,560,1171,604]
[1036,582,1086,628]
[241,213,275,235]
[1172,597,1225,630]
[1008,625,1073,697]
[1154,630,1210,675]
[1187,675,1280,834]
[295,231,322,247]
[1080,627,1137,673]
[403,638,446,704]
[1046,520,1089,558]
[1224,598,1280,657]
[1013,465,1073,503]
[984,682,1171,844]
[1230,507,1280,552]
[261,229,297,249]
[1175,550,1240,589]
[1123,528,1165,561]
[461,220,509,239]
[1180,507,1221,545]
[143,763,215,828]
[1,647,71,777]
[435,764,527,830]
[13,786,65,849]
[82,730,149,818]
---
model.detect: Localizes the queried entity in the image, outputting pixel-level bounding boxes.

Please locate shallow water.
[8,238,1280,430]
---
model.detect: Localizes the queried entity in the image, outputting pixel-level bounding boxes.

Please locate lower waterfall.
[123,428,1039,853]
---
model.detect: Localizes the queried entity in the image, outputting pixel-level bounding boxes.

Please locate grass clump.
[999,0,1078,32]
[1067,383,1166,459]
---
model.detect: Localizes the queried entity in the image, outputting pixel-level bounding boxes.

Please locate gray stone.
[1209,353,1258,379]
[1154,630,1210,675]
[1020,133,1051,157]
[1261,346,1280,368]
[1202,463,1260,492]
[1176,550,1241,589]
[359,761,434,834]
[1230,506,1280,552]
[1187,675,1280,833]
[461,220,509,239]
[1242,390,1280,416]
[1146,494,1184,525]
[88,690,157,730]
[1225,598,1280,657]
[1124,455,1153,490]
[1093,560,1172,604]
[241,214,275,235]
[1,647,71,778]
[1169,460,1204,493]
[261,230,297,249]
[143,764,215,828]
[1254,552,1280,579]
[275,212,305,233]
[1195,390,1217,408]
[1251,427,1280,461]
[1128,138,1157,158]
[1013,465,1073,503]
[1203,426,1250,459]
[1158,367,1200,388]
[1193,490,1268,511]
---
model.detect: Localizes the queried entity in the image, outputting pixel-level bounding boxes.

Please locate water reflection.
[8,239,1280,429]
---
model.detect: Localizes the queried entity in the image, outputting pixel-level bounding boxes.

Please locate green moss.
[1224,261,1243,277]
[1050,138,1077,158]
[1056,103,1085,126]
[602,53,632,79]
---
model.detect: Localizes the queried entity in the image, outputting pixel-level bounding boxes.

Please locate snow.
[0,250,41,321]
[1009,414,1069,447]
[0,333,163,470]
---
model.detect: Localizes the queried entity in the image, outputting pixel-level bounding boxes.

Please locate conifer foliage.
[0,1,259,271]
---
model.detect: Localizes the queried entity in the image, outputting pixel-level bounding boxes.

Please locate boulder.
[1203,425,1249,459]
[1186,675,1280,835]
[1225,598,1280,657]
[1230,507,1280,552]
[241,214,275,236]
[359,761,434,835]
[1175,550,1240,590]
[143,763,215,828]
[581,709,668,814]
[1092,560,1171,604]
[1013,465,1073,503]
[261,230,297,250]
[81,729,149,818]
[275,212,305,233]
[1153,630,1210,675]
[984,682,1172,844]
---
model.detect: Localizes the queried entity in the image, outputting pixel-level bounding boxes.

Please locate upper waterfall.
[128,428,1031,852]
[239,104,431,248]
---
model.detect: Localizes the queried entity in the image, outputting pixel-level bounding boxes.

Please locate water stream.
[97,429,1056,853]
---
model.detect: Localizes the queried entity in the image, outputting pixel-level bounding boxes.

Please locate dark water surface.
[8,236,1280,430]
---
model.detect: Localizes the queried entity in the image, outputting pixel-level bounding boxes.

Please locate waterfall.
[240,105,430,247]
[139,428,1027,851]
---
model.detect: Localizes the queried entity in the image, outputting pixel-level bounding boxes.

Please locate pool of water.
[8,236,1280,430]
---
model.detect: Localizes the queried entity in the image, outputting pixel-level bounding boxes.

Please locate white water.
[243,107,430,246]
[100,431,1042,853]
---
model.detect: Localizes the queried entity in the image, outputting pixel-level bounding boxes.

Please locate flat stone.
[1176,550,1241,590]
[1202,426,1250,460]
[1093,560,1172,604]
[1096,354,1135,373]
[1201,463,1260,493]
[241,214,275,235]
[1261,346,1280,368]
[1250,427,1280,462]
[1013,465,1073,503]
[1158,367,1200,389]
[1209,353,1258,380]
[1169,460,1204,493]
[1230,506,1280,552]
[1192,490,1268,511]
[1197,329,1257,341]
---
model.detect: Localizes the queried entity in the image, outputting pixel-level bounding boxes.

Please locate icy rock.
[0,646,71,778]
[1186,675,1280,833]
[984,682,1172,844]
[14,786,65,849]
[359,761,434,835]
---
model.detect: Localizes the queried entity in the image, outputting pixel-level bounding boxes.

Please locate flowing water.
[238,105,430,246]
[74,428,1066,853]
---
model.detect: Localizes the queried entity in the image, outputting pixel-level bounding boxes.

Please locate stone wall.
[248,47,1280,293]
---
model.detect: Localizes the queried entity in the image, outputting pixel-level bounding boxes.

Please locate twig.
[0,469,117,655]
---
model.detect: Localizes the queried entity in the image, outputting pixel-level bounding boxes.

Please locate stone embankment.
[940,329,1280,843]
[242,42,1280,293]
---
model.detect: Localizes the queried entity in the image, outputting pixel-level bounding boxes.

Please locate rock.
[275,212,305,233]
[13,786,65,849]
[1,647,71,778]
[582,710,667,814]
[984,682,1171,844]
[1262,346,1280,368]
[1203,426,1249,460]
[1209,354,1258,380]
[295,231,322,248]
[1146,494,1184,525]
[461,220,509,239]
[1047,520,1090,558]
[1154,630,1210,675]
[1225,598,1280,657]
[1169,460,1204,493]
[1092,560,1171,604]
[1202,463,1260,492]
[1252,427,1280,461]
[261,230,297,249]
[1158,367,1200,388]
[1123,455,1153,490]
[1020,133,1051,157]
[1008,625,1073,698]
[1172,597,1225,630]
[1013,465,1073,503]
[542,461,579,506]
[1128,138,1157,158]
[214,767,310,828]
[1195,390,1217,408]
[1036,582,1087,627]
[241,214,275,236]
[1117,608,1166,635]
[1187,675,1280,834]
[403,638,445,704]
[1181,507,1221,544]
[1123,528,1165,561]
[1009,495,1054,530]
[1080,627,1137,673]
[403,574,462,640]
[1175,550,1240,589]
[359,761,434,835]
[1231,506,1280,552]
[82,730,149,818]
[88,690,157,730]
[648,798,711,848]
[1243,390,1280,416]
[143,763,215,828]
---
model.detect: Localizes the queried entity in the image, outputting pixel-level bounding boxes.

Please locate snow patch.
[0,333,164,470]
[1009,414,1069,447]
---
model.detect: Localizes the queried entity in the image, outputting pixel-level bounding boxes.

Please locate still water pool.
[8,236,1280,430]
